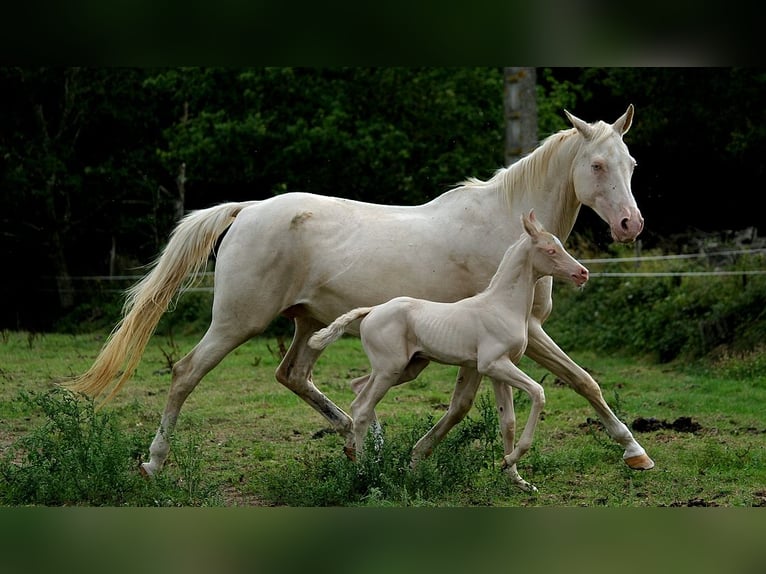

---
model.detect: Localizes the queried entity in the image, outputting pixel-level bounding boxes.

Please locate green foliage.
[53,290,124,333]
[0,389,218,506]
[259,392,508,506]
[536,68,588,135]
[156,291,214,336]
[546,248,766,362]
[146,68,506,205]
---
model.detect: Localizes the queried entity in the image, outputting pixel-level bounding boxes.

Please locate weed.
[0,389,218,506]
[259,391,507,506]
[158,330,181,371]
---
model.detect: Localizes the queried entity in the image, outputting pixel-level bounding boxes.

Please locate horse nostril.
[621,217,630,231]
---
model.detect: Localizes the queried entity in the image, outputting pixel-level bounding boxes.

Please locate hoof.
[501,460,538,492]
[343,445,357,462]
[139,462,154,478]
[625,453,655,470]
[517,481,538,493]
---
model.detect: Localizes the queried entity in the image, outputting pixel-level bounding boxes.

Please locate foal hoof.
[343,445,357,462]
[624,453,655,470]
[139,462,154,478]
[517,481,538,493]
[501,461,538,493]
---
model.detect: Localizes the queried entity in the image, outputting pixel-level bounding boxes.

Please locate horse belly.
[409,306,479,367]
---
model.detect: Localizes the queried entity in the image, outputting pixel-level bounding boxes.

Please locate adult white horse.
[65,105,654,476]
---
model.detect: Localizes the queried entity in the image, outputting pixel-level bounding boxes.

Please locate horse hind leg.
[275,315,353,442]
[141,325,250,476]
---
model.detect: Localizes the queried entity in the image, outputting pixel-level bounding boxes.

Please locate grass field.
[1,330,764,507]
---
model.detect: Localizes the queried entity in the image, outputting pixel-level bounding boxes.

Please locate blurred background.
[1,67,764,333]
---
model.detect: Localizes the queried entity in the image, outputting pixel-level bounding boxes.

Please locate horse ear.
[612,104,634,136]
[564,109,595,140]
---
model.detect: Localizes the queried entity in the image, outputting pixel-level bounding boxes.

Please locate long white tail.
[63,201,256,404]
[308,307,374,351]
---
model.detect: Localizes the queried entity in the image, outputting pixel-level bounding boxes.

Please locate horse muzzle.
[571,266,589,287]
[610,208,644,243]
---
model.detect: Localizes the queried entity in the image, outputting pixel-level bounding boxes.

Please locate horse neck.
[482,236,540,320]
[500,129,582,241]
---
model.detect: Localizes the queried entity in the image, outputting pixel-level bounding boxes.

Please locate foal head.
[566,105,644,243]
[523,211,589,287]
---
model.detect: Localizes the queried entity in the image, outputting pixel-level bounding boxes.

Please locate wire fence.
[53,246,766,292]
[581,246,766,278]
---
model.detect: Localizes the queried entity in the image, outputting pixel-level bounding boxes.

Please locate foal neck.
[483,236,541,311]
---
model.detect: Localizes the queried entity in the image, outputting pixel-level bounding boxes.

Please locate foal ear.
[522,210,541,238]
[564,109,595,140]
[612,104,634,136]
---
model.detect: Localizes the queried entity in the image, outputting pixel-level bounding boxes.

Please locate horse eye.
[547,248,557,255]
[591,163,602,171]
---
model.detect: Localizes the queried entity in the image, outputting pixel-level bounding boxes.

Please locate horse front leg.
[411,366,482,466]
[525,319,654,470]
[276,316,353,443]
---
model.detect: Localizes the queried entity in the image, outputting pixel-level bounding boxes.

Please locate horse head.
[566,104,644,243]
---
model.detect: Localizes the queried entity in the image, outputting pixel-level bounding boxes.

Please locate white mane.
[459,122,617,211]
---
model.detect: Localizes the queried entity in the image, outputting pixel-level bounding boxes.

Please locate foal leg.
[349,368,402,460]
[526,279,654,470]
[348,357,431,459]
[348,374,376,457]
[275,315,353,442]
[411,366,482,465]
[490,380,531,490]
[483,359,546,492]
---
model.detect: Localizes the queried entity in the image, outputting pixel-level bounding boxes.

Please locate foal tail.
[63,201,255,404]
[308,307,374,351]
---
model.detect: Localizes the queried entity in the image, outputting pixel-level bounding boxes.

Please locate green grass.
[1,330,764,506]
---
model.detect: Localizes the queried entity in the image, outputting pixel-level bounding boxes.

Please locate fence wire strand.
[55,247,766,288]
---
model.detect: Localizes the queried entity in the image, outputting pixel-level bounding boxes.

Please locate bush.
[259,392,509,506]
[546,247,766,362]
[0,389,218,506]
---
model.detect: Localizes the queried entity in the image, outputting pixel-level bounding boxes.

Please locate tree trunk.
[174,162,186,222]
[43,173,75,309]
[504,67,538,166]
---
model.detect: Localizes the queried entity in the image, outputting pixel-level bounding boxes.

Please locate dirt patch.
[668,497,720,507]
[311,427,335,439]
[220,484,274,507]
[631,416,702,433]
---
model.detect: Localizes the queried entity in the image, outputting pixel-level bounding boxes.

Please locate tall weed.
[259,392,507,506]
[0,389,217,506]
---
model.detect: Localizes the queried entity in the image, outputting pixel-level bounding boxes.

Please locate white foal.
[309,211,589,492]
